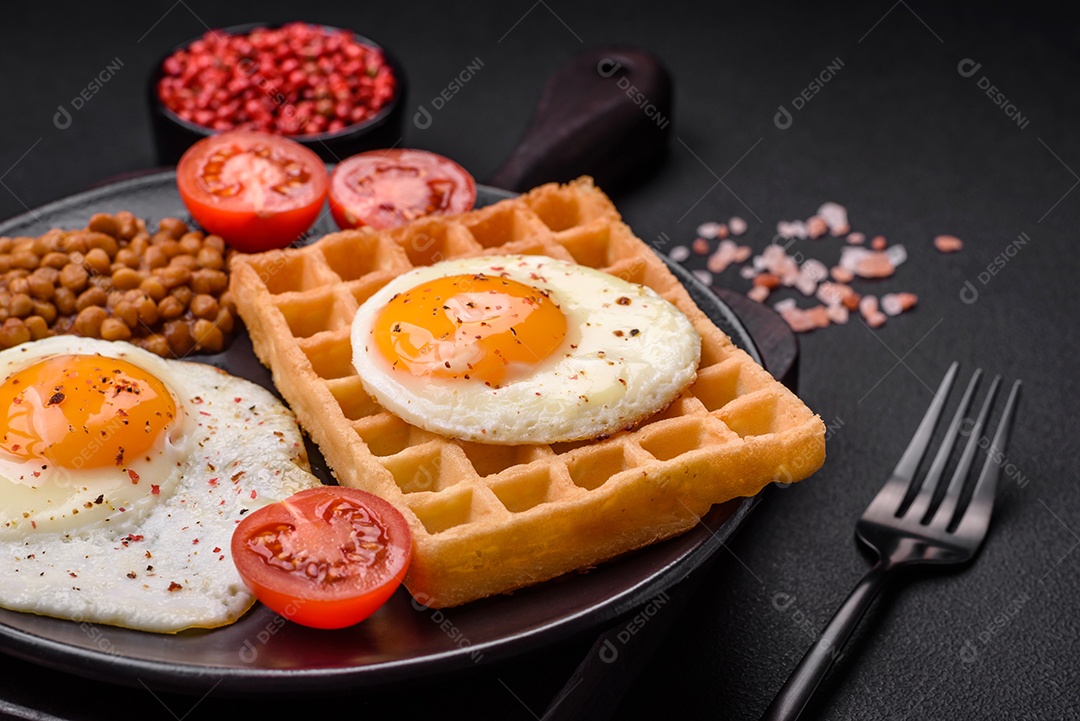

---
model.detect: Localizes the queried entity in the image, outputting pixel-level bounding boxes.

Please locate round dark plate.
[0,173,763,696]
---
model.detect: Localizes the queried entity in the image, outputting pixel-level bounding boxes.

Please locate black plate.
[0,172,763,696]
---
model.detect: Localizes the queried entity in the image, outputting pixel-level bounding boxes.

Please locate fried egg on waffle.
[350,254,702,444]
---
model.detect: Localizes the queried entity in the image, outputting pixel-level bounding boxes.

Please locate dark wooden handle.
[487,46,673,194]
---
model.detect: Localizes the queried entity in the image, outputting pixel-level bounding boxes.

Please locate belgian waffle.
[230,178,825,608]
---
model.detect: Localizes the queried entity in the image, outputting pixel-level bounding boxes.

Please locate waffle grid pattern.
[231,178,825,607]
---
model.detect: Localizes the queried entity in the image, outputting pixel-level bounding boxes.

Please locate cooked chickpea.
[190,294,219,320]
[114,247,140,268]
[196,247,224,270]
[203,234,226,253]
[170,285,193,309]
[59,263,89,293]
[54,287,77,315]
[24,315,49,340]
[193,319,225,353]
[12,251,40,270]
[114,211,139,240]
[140,276,167,301]
[75,286,108,311]
[73,305,108,337]
[111,267,143,291]
[191,269,228,294]
[0,318,31,347]
[144,246,168,270]
[83,247,112,276]
[0,238,11,254]
[140,333,171,357]
[8,277,29,296]
[41,251,69,269]
[156,265,191,290]
[158,217,188,240]
[87,213,120,237]
[164,320,194,355]
[179,233,203,255]
[215,307,235,335]
[9,293,33,318]
[157,295,185,320]
[100,317,132,341]
[27,270,57,300]
[84,232,118,258]
[136,296,159,325]
[31,300,57,325]
[113,300,139,329]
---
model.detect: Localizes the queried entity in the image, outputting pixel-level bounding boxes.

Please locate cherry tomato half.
[177,130,329,252]
[231,486,412,629]
[328,148,476,230]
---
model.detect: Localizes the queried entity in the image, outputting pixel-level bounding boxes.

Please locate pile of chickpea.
[0,212,236,356]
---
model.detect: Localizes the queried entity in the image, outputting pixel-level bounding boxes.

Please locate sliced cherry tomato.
[328,148,476,230]
[231,486,412,629]
[177,130,329,252]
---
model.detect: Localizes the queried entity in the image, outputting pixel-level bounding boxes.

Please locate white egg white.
[0,338,321,632]
[350,255,702,444]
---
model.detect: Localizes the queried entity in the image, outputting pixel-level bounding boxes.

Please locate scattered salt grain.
[728,217,748,236]
[692,269,713,286]
[747,285,770,303]
[847,232,865,245]
[740,265,757,279]
[855,252,896,279]
[669,245,691,263]
[773,298,798,312]
[934,235,964,253]
[871,235,888,250]
[884,244,907,267]
[696,222,721,239]
[830,266,854,283]
[806,216,828,240]
[692,237,710,255]
[817,202,849,236]
[777,220,808,239]
[801,258,829,283]
[826,304,850,324]
[881,292,918,316]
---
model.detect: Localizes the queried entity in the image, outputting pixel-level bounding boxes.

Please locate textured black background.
[1,1,1078,719]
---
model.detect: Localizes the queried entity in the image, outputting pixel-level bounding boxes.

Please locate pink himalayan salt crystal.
[669,245,691,262]
[854,252,895,279]
[871,235,888,250]
[817,202,849,236]
[777,220,808,239]
[934,235,964,253]
[732,245,752,263]
[692,269,713,286]
[847,232,865,245]
[866,312,887,328]
[826,304,850,324]
[696,222,721,239]
[831,265,854,283]
[747,284,770,303]
[692,237,710,255]
[728,216,748,236]
[882,292,918,316]
[859,294,879,316]
[806,216,828,239]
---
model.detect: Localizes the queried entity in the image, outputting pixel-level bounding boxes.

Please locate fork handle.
[760,560,893,721]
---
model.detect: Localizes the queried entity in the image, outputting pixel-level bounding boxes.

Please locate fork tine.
[931,375,1001,528]
[863,362,958,519]
[892,361,959,484]
[905,369,983,522]
[952,379,1022,540]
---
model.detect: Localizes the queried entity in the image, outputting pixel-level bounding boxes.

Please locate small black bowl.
[148,22,406,165]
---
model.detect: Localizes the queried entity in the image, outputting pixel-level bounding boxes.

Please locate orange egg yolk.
[0,355,176,470]
[373,273,568,386]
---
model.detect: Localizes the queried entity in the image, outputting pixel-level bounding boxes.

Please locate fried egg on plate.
[350,254,702,444]
[0,336,319,632]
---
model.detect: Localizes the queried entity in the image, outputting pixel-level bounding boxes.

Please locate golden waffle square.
[230,177,825,608]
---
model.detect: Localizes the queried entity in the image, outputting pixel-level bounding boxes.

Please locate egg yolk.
[373,273,568,386]
[0,354,176,470]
